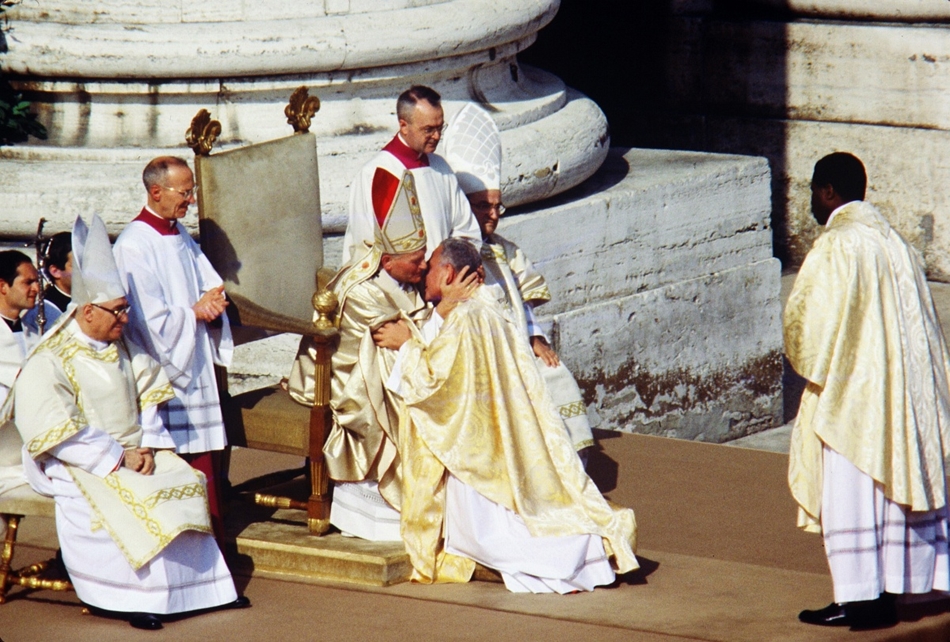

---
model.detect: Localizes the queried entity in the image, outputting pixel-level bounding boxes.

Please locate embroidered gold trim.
[143,482,207,509]
[140,383,175,410]
[558,401,587,419]
[27,416,83,457]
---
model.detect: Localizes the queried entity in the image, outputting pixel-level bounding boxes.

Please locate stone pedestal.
[0,0,607,239]
[648,2,950,279]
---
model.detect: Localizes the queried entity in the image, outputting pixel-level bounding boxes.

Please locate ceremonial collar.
[383,135,430,170]
[133,207,180,236]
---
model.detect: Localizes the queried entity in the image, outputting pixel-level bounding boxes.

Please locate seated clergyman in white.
[375,237,639,593]
[9,215,248,631]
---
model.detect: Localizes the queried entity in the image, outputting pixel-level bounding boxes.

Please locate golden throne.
[189,88,338,534]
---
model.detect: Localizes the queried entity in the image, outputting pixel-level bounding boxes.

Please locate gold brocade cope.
[481,235,593,452]
[785,201,950,530]
[69,451,211,570]
[396,288,638,583]
[290,251,429,510]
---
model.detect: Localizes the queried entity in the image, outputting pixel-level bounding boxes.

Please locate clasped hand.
[123,447,155,475]
[193,285,228,322]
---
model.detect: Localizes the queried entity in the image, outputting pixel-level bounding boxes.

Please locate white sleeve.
[191,242,234,368]
[448,176,482,245]
[524,303,548,341]
[139,404,176,450]
[47,425,125,478]
[343,166,376,265]
[114,242,199,385]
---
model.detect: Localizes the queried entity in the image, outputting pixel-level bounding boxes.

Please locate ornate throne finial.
[186,109,221,156]
[285,86,321,134]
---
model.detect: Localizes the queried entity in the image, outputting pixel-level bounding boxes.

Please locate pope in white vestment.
[289,171,431,541]
[11,215,240,625]
[787,153,950,630]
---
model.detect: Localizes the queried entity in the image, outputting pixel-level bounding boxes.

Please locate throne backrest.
[195,132,323,325]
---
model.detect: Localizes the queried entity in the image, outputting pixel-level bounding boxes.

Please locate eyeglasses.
[418,124,447,137]
[161,185,198,199]
[472,202,506,216]
[92,303,131,319]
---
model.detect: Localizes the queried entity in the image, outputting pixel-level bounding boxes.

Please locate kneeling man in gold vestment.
[377,238,638,593]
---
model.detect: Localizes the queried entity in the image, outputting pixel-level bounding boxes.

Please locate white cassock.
[342,136,480,263]
[113,212,233,454]
[0,302,61,498]
[386,290,618,593]
[14,321,237,614]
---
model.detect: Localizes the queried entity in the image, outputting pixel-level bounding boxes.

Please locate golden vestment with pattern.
[785,201,950,532]
[395,287,638,583]
[289,247,428,509]
[13,320,212,569]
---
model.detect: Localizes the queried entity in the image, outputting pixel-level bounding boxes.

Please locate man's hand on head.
[373,320,412,350]
[531,336,560,367]
[435,266,481,318]
[193,285,228,322]
[123,447,156,475]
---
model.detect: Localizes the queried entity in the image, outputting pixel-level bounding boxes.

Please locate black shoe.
[799,602,849,626]
[128,613,163,630]
[846,593,898,631]
[223,595,251,610]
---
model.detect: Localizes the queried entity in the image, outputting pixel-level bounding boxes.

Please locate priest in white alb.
[378,238,638,593]
[341,85,480,263]
[787,152,950,630]
[442,103,595,459]
[113,156,233,541]
[11,215,247,630]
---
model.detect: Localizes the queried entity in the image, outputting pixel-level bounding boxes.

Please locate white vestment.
[113,216,233,453]
[821,444,950,603]
[342,144,480,262]
[14,320,237,614]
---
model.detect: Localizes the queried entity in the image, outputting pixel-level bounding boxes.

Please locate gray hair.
[437,237,481,274]
[396,85,442,122]
[142,156,190,190]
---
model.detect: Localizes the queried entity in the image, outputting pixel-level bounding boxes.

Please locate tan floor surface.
[2,434,949,641]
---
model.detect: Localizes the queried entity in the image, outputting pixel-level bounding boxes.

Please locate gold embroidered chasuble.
[289,245,429,509]
[395,287,638,584]
[785,201,950,532]
[13,320,212,569]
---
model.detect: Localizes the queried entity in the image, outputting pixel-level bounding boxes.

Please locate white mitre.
[72,214,127,307]
[442,103,502,194]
